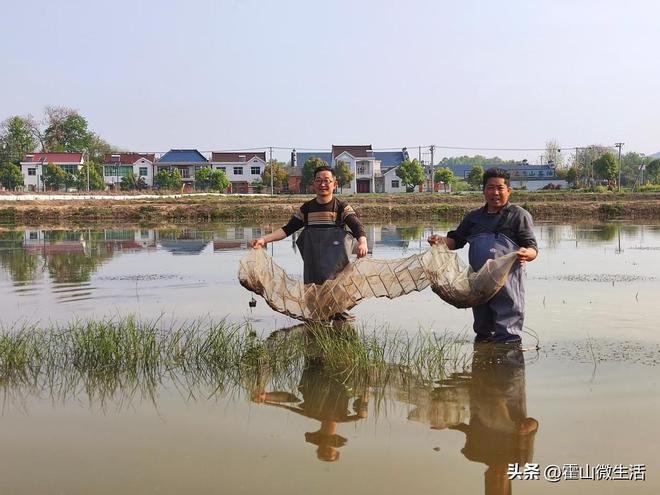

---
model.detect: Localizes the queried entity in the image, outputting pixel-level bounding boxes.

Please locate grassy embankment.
[0,191,659,225]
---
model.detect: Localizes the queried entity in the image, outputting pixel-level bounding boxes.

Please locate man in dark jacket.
[429,168,538,343]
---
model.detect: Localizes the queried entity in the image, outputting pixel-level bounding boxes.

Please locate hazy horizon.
[2,0,659,163]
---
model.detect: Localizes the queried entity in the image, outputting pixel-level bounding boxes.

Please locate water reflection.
[409,343,538,495]
[257,362,368,462]
[0,223,659,332]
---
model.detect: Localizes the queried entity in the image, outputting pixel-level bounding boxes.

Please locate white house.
[382,166,408,193]
[102,153,156,188]
[211,152,267,194]
[20,152,84,191]
[331,145,382,194]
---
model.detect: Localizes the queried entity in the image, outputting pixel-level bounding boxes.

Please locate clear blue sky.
[2,0,659,162]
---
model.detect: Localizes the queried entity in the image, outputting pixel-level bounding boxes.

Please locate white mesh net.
[239,244,517,322]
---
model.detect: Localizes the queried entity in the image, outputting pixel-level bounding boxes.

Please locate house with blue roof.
[155,149,209,188]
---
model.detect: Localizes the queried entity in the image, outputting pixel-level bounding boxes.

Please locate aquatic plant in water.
[0,317,470,411]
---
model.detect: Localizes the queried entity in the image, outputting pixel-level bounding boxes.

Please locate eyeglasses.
[314,179,334,185]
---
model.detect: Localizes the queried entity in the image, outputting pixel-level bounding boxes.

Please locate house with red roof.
[101,153,156,189]
[20,152,84,191]
[210,152,267,193]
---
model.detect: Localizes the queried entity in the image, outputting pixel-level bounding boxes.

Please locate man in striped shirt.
[250,166,368,287]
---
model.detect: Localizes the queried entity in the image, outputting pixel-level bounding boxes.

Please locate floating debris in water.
[532,274,655,283]
[98,274,184,281]
[543,339,660,367]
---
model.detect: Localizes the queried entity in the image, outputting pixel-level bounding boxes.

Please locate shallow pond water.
[0,221,658,494]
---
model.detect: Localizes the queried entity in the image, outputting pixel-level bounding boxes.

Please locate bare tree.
[543,139,564,168]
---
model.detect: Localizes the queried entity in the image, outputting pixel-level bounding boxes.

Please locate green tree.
[565,167,578,188]
[154,169,183,190]
[396,159,425,192]
[335,160,354,192]
[434,167,454,192]
[195,167,228,191]
[251,179,265,193]
[120,173,137,191]
[43,106,93,152]
[619,152,648,187]
[0,163,23,191]
[194,167,213,190]
[301,156,329,191]
[466,165,484,189]
[76,162,105,191]
[0,116,37,164]
[41,162,67,190]
[208,169,229,191]
[0,162,24,190]
[439,155,516,168]
[261,161,288,191]
[645,159,660,184]
[86,134,114,164]
[592,152,618,183]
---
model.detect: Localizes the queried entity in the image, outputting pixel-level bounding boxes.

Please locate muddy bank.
[0,192,658,225]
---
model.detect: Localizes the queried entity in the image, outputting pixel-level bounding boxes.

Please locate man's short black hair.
[482,167,511,188]
[314,165,336,178]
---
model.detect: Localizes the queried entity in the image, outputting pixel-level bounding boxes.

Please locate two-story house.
[331,145,380,194]
[20,152,84,191]
[155,149,208,189]
[291,147,409,194]
[101,153,155,189]
[211,152,266,194]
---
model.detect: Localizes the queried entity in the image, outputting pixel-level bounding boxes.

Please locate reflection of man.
[450,344,538,495]
[254,363,368,462]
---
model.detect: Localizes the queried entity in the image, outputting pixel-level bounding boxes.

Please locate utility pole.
[85,149,90,192]
[615,142,624,191]
[429,145,435,193]
[269,146,274,195]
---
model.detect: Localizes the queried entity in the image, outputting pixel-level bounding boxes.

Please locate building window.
[391,179,400,188]
[239,155,246,162]
[139,167,148,177]
[218,166,226,173]
[250,166,260,175]
[180,168,190,179]
[61,165,78,174]
[28,168,36,176]
[233,166,243,175]
[357,163,367,175]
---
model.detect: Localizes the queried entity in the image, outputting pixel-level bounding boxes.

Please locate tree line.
[2,110,658,192]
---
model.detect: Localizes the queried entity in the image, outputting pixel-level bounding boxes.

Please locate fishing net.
[238,244,517,322]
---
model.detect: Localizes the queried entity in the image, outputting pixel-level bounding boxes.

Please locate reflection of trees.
[0,231,40,285]
[537,224,563,249]
[574,223,617,242]
[46,252,105,283]
[397,225,425,241]
[0,248,40,285]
